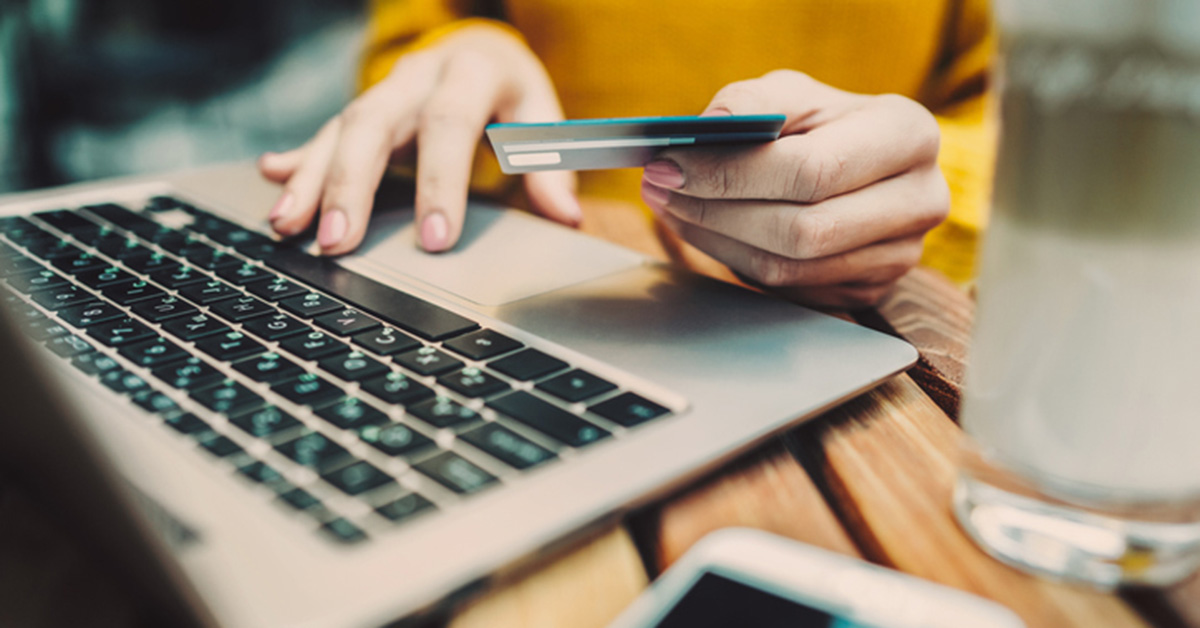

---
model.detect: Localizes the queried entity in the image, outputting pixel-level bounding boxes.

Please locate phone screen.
[654,572,872,628]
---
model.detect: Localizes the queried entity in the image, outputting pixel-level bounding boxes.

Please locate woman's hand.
[641,70,949,308]
[258,24,580,255]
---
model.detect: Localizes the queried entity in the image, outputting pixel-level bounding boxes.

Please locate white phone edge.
[605,528,1026,628]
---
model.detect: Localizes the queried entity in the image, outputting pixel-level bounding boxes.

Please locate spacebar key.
[266,250,478,341]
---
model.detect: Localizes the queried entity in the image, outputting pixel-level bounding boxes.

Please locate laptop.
[0,162,916,627]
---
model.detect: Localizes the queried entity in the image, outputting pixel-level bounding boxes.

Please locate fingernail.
[644,160,685,189]
[421,211,450,251]
[560,194,583,226]
[700,107,734,117]
[640,179,671,211]
[268,192,293,222]
[317,208,348,249]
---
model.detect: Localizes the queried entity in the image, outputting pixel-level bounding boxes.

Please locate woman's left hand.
[640,70,949,308]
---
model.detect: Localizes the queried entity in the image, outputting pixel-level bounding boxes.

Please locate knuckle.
[788,210,840,259]
[747,249,793,288]
[763,68,811,87]
[711,79,765,113]
[792,151,847,203]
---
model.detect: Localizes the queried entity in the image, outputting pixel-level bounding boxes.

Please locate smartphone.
[485,114,785,174]
[606,529,1024,628]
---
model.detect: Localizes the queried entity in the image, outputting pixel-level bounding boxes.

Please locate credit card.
[485,114,786,174]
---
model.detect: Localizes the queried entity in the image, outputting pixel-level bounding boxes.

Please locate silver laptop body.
[0,163,916,627]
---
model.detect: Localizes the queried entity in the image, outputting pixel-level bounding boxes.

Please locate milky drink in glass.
[954,0,1200,588]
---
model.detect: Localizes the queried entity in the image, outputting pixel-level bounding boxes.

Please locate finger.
[653,204,925,288]
[643,166,948,260]
[648,74,940,204]
[414,50,506,252]
[497,74,582,226]
[315,56,442,255]
[258,148,305,184]
[269,117,342,236]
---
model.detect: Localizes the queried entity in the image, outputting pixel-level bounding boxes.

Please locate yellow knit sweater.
[360,0,996,283]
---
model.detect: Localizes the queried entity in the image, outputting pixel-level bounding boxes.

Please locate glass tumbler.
[953,0,1200,588]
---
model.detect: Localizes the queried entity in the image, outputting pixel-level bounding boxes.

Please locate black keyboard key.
[233,352,304,384]
[152,230,201,254]
[461,423,556,470]
[277,488,321,512]
[278,331,346,361]
[279,292,344,318]
[161,313,229,341]
[266,251,478,340]
[149,266,210,289]
[95,235,146,259]
[195,330,265,362]
[414,452,496,495]
[26,319,70,341]
[30,284,92,310]
[56,301,121,328]
[130,295,197,322]
[195,431,244,458]
[237,460,285,486]
[186,214,242,240]
[0,256,45,277]
[84,203,161,238]
[75,266,135,289]
[46,334,95,358]
[217,262,272,285]
[394,346,462,377]
[317,350,388,382]
[184,244,242,271]
[122,251,180,275]
[89,317,156,347]
[209,295,273,322]
[276,431,351,472]
[0,216,52,243]
[240,312,308,341]
[321,519,366,544]
[118,337,189,368]
[358,422,434,457]
[73,351,121,376]
[152,357,223,391]
[7,268,68,293]
[315,398,389,430]
[103,280,166,305]
[323,460,392,496]
[489,349,568,381]
[164,412,210,435]
[488,392,609,448]
[375,493,435,523]
[131,389,180,415]
[590,392,670,427]
[28,239,81,260]
[214,227,276,253]
[34,209,101,240]
[246,276,306,302]
[407,396,479,429]
[272,373,343,407]
[351,325,420,356]
[100,369,151,396]
[52,251,108,274]
[314,308,380,336]
[228,406,302,439]
[438,367,509,399]
[537,369,617,403]
[178,279,239,304]
[190,379,263,415]
[360,371,434,406]
[443,329,523,361]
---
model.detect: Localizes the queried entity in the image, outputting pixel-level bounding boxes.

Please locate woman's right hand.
[258,24,580,256]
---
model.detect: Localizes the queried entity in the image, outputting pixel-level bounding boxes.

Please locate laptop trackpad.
[351,203,645,306]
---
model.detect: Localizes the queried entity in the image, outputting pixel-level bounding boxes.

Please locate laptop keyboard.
[0,196,675,545]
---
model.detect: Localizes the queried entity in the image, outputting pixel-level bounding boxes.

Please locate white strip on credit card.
[486,114,785,174]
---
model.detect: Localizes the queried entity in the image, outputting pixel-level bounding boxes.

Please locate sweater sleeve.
[920,0,998,285]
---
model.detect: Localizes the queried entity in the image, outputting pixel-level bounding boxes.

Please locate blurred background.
[0,0,365,193]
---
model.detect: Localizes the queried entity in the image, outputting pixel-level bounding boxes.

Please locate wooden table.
[2,197,1196,627]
